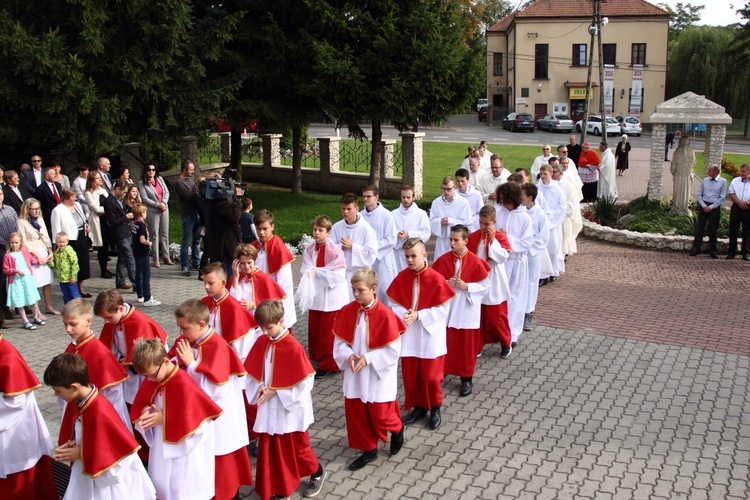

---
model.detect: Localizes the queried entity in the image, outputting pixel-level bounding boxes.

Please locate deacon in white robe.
[391,188,431,272]
[331,200,378,299]
[361,192,399,302]
[597,144,618,200]
[429,179,472,259]
[536,170,567,279]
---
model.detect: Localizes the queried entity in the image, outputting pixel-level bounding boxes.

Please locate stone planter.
[581,218,729,252]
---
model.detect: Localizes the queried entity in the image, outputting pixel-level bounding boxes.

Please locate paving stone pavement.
[6,242,749,500]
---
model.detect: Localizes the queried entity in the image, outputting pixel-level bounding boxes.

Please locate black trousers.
[728,204,750,256]
[691,206,721,254]
[582,182,598,203]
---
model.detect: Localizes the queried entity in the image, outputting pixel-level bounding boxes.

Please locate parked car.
[502,113,535,132]
[616,115,642,136]
[536,114,574,133]
[476,98,488,112]
[574,115,619,136]
[478,104,503,122]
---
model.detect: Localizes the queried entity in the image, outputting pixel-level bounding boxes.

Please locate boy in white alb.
[296,215,349,379]
[391,186,430,272]
[252,209,297,328]
[333,267,406,471]
[331,193,378,299]
[520,183,550,333]
[429,177,472,259]
[360,185,398,301]
[536,165,567,282]
[455,169,484,231]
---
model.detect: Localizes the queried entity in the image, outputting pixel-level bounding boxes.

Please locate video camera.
[199,167,247,201]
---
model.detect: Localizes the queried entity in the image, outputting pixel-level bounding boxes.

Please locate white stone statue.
[670,136,695,216]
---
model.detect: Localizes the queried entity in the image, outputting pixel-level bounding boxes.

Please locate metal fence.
[198,137,222,165]
[392,141,403,175]
[336,139,372,173]
[241,137,263,163]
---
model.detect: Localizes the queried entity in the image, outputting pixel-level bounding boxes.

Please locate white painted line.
[433,135,450,139]
[462,137,480,140]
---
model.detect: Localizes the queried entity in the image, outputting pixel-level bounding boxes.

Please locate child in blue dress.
[2,232,44,330]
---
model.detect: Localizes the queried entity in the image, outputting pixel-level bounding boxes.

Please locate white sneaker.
[136,297,145,303]
[142,298,161,307]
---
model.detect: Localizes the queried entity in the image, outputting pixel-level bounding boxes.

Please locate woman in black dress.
[615,134,631,176]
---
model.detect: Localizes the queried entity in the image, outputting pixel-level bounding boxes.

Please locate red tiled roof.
[488,0,669,31]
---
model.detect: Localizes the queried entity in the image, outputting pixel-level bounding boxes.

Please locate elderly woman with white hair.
[615,134,631,177]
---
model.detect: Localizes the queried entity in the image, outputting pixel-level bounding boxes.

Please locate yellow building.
[486,0,669,125]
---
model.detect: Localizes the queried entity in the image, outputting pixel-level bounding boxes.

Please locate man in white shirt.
[391,186,430,272]
[727,163,750,260]
[331,193,378,298]
[360,185,398,301]
[455,168,483,231]
[478,155,511,207]
[597,142,618,200]
[429,177,472,259]
[530,144,554,179]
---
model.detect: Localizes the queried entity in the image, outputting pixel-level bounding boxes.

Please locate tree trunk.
[229,126,243,173]
[369,120,383,187]
[292,125,302,194]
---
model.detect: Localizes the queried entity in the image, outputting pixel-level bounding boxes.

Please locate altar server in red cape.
[60,299,131,433]
[333,267,406,471]
[245,299,327,500]
[252,209,297,327]
[231,243,294,331]
[0,334,57,500]
[387,238,455,431]
[468,205,513,357]
[168,299,252,500]
[131,339,223,500]
[432,225,491,397]
[44,353,155,500]
[296,215,348,379]
[201,261,260,363]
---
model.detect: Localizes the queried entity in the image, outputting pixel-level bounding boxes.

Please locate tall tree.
[307,0,484,193]
[658,2,705,39]
[732,2,750,135]
[478,0,513,31]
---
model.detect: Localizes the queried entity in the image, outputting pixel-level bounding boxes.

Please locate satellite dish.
[602,17,609,26]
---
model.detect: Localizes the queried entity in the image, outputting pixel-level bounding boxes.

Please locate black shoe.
[429,408,442,430]
[549,276,557,282]
[710,253,719,259]
[500,345,512,359]
[314,369,333,380]
[348,450,378,471]
[101,271,115,279]
[743,255,750,261]
[689,250,699,256]
[402,407,427,425]
[459,381,473,397]
[511,341,517,348]
[727,254,736,260]
[538,278,548,287]
[390,426,404,456]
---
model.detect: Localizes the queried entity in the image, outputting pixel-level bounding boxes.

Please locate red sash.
[333,300,405,351]
[244,330,314,389]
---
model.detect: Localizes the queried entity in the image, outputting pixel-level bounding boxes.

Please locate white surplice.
[331,215,378,300]
[389,279,451,359]
[208,301,262,363]
[0,390,53,479]
[477,170,511,206]
[444,257,490,329]
[495,205,533,341]
[560,174,584,255]
[256,250,297,328]
[429,195,472,259]
[391,203,430,272]
[536,179,567,278]
[525,203,550,314]
[597,148,618,200]
[530,154,553,179]
[456,185,484,232]
[361,203,399,302]
[296,239,349,314]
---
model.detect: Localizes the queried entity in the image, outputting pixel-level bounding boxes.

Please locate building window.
[493,53,503,76]
[603,44,616,66]
[631,43,646,65]
[521,88,530,98]
[572,44,587,66]
[535,44,549,79]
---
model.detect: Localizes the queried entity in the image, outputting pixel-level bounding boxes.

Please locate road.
[307,114,750,155]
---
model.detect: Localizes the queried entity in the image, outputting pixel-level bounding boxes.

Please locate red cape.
[432,250,490,283]
[467,229,512,261]
[59,388,140,478]
[386,264,455,312]
[244,330,314,390]
[130,364,222,444]
[333,300,405,351]
[65,334,128,391]
[0,334,41,396]
[167,329,247,385]
[237,267,287,301]
[98,307,168,365]
[201,293,258,343]
[252,235,294,275]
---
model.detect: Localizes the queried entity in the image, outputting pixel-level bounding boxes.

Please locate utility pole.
[581,0,606,144]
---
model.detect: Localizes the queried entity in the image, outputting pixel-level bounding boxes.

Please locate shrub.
[721,157,740,177]
[590,196,621,227]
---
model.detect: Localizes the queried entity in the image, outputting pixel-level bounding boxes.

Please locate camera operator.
[202,178,245,279]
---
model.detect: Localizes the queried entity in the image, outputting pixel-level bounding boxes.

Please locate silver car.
[536,114,574,133]
[616,115,642,136]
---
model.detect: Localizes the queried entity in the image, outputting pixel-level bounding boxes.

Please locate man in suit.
[97,156,113,192]
[2,170,32,214]
[23,155,44,189]
[101,180,136,290]
[202,183,244,276]
[34,166,62,235]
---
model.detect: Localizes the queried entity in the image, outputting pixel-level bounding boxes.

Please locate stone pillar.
[400,132,424,199]
[704,124,726,175]
[121,142,143,181]
[220,133,231,163]
[181,136,199,169]
[319,137,341,174]
[262,134,281,180]
[648,124,666,201]
[382,140,395,179]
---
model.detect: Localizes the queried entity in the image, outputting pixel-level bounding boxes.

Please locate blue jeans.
[59,283,81,304]
[134,255,151,301]
[181,214,201,269]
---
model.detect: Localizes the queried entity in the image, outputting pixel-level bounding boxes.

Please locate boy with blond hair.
[50,232,80,303]
[131,339,222,500]
[297,215,348,379]
[333,267,406,470]
[251,209,297,328]
[44,353,155,499]
[168,299,252,500]
[331,193,378,299]
[245,299,327,499]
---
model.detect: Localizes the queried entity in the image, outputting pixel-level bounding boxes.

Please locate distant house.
[485,0,669,125]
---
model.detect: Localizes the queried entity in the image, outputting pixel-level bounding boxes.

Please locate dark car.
[502,113,535,132]
[478,104,504,122]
